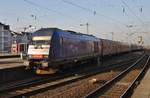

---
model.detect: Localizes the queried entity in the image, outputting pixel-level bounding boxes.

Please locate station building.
[0,23,12,53]
[0,22,32,54]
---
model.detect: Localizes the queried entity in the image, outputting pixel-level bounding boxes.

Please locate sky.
[0,0,150,46]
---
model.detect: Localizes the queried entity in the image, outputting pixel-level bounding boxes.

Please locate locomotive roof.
[33,28,99,41]
[32,28,56,36]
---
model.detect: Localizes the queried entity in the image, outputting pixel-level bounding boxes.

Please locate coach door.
[94,41,99,53]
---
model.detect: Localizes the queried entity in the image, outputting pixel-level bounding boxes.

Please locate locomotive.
[24,28,142,74]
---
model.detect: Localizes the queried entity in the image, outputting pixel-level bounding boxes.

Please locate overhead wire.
[121,0,144,24]
[122,0,148,33]
[62,0,127,26]
[23,0,126,34]
[62,0,95,14]
[62,0,130,35]
[121,0,149,45]
[24,0,128,27]
[24,0,142,34]
[23,0,76,20]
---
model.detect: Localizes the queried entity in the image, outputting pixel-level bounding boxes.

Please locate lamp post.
[80,22,89,34]
[30,14,37,30]
[126,24,135,44]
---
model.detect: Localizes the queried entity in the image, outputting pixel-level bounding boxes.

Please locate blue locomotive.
[24,28,142,74]
[25,28,102,74]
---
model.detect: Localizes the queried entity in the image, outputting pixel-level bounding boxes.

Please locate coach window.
[94,41,99,52]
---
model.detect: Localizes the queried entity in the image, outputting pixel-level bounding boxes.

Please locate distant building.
[12,31,32,44]
[0,22,32,54]
[0,22,12,53]
[21,32,32,43]
[11,31,32,54]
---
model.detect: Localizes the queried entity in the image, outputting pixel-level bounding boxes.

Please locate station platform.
[0,53,19,56]
[0,58,24,69]
[131,61,150,98]
[0,58,31,84]
[0,54,20,58]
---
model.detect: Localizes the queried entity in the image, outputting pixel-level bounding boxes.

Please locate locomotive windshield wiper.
[34,45,43,49]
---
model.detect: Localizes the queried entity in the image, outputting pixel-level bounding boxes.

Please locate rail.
[0,54,142,98]
[120,55,150,98]
[83,54,146,98]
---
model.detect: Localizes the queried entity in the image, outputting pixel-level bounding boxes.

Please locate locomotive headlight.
[44,55,49,58]
[24,61,29,66]
[42,62,48,67]
[28,55,32,58]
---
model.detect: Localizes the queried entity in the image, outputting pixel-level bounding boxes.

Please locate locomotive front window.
[32,36,51,45]
[32,40,50,45]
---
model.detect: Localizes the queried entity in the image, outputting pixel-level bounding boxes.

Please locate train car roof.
[101,38,130,45]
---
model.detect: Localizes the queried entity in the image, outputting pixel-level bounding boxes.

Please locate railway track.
[29,54,145,98]
[84,54,150,98]
[0,52,144,98]
[0,59,134,98]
